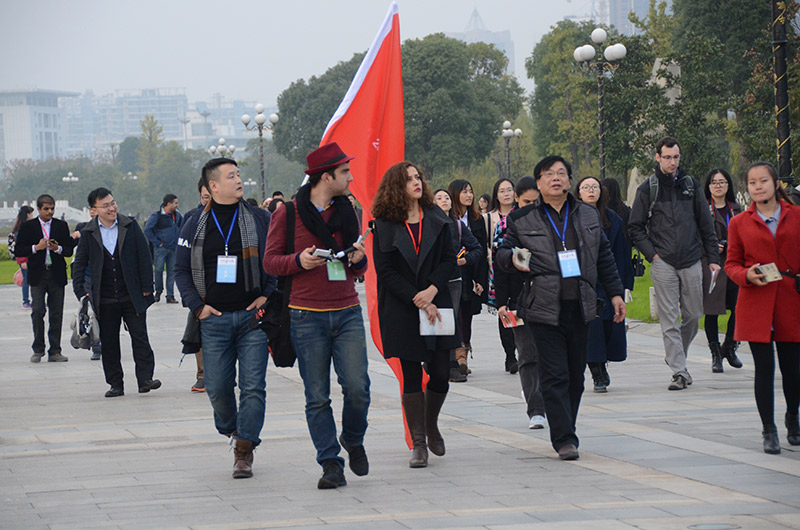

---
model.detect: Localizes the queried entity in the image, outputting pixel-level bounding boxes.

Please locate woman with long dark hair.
[11,205,35,308]
[372,162,459,468]
[726,161,800,454]
[447,179,487,375]
[702,169,743,372]
[485,178,518,373]
[576,177,634,392]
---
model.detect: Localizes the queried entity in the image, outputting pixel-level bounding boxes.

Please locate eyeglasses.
[580,185,600,191]
[95,201,117,210]
[542,171,569,178]
[710,181,728,187]
[660,155,680,162]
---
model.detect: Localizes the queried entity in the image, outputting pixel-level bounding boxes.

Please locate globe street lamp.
[574,28,627,180]
[208,137,236,158]
[501,121,523,180]
[243,178,257,196]
[125,171,138,180]
[62,172,79,207]
[241,104,279,202]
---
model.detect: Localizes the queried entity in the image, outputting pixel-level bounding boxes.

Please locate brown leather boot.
[232,439,254,478]
[425,389,447,457]
[455,347,469,376]
[401,392,428,468]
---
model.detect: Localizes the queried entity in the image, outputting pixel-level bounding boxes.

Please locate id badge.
[557,250,581,278]
[326,260,347,281]
[216,255,238,283]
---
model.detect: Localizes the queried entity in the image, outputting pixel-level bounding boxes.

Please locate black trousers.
[749,341,800,429]
[99,299,155,389]
[30,269,65,356]
[529,301,588,451]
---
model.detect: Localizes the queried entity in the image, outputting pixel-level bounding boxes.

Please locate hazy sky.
[2,0,593,105]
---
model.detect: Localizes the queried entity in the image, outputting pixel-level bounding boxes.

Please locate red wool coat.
[725,200,800,343]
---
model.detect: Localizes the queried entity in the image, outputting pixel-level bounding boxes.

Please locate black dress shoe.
[339,434,369,476]
[318,460,347,489]
[138,379,162,393]
[166,295,179,304]
[105,387,124,398]
[154,292,161,303]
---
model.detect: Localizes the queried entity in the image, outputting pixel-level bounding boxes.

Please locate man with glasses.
[497,155,625,461]
[629,137,720,391]
[16,194,75,362]
[72,188,161,398]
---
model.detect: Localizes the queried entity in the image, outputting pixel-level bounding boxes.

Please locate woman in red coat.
[725,161,800,455]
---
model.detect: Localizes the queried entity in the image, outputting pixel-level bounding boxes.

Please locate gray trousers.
[513,324,545,418]
[650,258,703,379]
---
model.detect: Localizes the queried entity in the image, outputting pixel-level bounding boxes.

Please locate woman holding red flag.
[372,161,459,469]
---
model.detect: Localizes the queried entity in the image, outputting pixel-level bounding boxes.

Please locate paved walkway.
[1,283,798,530]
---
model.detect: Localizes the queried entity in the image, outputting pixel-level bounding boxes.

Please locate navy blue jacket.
[174,201,277,314]
[144,209,184,250]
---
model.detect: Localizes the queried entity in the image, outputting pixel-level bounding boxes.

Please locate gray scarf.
[190,200,261,300]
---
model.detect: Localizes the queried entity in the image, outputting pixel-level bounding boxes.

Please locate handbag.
[251,202,297,367]
[13,268,23,287]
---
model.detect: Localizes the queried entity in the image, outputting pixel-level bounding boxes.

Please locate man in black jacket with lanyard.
[72,188,161,398]
[16,194,74,363]
[497,156,625,461]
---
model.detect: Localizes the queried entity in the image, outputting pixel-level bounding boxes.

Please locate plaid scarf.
[190,200,261,300]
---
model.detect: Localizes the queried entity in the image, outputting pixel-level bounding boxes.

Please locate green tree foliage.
[240,138,306,198]
[137,115,164,183]
[116,137,140,174]
[273,53,365,165]
[273,34,523,177]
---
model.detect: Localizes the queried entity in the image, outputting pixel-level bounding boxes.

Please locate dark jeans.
[20,265,29,304]
[30,270,65,356]
[529,301,588,451]
[153,247,176,296]
[99,299,156,389]
[749,341,800,429]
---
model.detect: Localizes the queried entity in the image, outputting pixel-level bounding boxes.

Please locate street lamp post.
[208,138,236,158]
[62,171,79,207]
[178,116,191,150]
[501,121,523,180]
[243,178,257,198]
[574,28,627,180]
[772,0,793,184]
[241,105,279,202]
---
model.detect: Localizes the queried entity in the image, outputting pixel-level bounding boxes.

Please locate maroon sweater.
[264,199,366,310]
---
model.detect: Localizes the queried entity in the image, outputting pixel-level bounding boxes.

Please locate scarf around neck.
[295,183,359,259]
[190,200,261,300]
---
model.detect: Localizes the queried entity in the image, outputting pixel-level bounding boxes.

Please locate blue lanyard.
[210,208,238,256]
[544,202,569,251]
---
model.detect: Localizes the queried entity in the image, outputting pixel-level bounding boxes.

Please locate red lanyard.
[39,219,50,239]
[404,206,422,254]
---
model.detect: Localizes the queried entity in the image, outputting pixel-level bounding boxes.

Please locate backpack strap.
[282,202,295,316]
[647,174,659,220]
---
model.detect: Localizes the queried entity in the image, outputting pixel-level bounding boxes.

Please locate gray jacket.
[496,194,624,326]
[628,167,720,269]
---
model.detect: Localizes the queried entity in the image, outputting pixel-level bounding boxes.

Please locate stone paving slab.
[1,283,799,529]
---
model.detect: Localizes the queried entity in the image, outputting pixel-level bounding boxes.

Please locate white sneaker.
[529,415,545,429]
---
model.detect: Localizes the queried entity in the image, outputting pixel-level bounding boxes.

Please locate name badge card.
[327,260,347,281]
[217,255,238,283]
[558,250,581,278]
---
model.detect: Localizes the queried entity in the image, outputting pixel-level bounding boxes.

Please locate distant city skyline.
[2,0,651,106]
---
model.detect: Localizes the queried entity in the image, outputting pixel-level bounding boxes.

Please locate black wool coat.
[373,205,460,361]
[71,215,155,316]
[15,217,74,286]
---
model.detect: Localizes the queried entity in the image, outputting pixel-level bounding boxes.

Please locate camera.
[312,248,332,259]
[632,251,645,277]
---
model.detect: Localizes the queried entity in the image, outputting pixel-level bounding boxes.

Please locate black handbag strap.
[281,202,295,318]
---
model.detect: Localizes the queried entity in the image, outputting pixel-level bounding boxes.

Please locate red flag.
[320,2,413,446]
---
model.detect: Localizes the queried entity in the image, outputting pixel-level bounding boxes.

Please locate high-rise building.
[0,89,78,166]
[446,8,515,74]
[609,0,671,35]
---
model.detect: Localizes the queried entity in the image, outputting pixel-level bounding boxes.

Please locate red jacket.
[725,200,800,343]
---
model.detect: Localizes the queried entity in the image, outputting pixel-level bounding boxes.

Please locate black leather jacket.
[496,194,623,326]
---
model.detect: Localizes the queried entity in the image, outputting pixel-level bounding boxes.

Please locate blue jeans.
[200,309,268,445]
[290,306,370,468]
[20,266,29,304]
[153,247,176,296]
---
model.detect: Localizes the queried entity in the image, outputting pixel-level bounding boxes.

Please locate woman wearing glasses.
[576,176,634,392]
[702,169,742,373]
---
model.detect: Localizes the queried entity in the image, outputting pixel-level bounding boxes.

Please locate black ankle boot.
[709,341,723,373]
[721,338,743,369]
[588,363,607,393]
[763,424,781,454]
[786,413,800,446]
[504,354,518,374]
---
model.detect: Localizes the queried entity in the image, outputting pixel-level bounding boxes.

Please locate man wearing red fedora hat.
[265,142,371,490]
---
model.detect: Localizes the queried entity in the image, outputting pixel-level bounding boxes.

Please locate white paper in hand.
[419,308,456,336]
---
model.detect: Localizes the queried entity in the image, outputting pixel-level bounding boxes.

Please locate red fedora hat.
[304,142,355,175]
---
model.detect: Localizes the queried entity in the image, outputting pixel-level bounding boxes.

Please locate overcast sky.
[2,0,593,105]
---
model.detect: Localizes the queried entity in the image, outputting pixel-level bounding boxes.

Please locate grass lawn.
[0,257,74,285]
[627,262,729,333]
